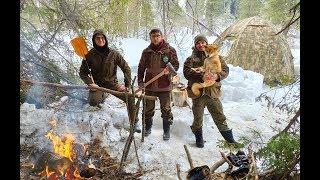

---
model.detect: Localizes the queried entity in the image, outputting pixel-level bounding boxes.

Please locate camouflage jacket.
[183,48,229,99]
[79,48,131,89]
[138,42,179,92]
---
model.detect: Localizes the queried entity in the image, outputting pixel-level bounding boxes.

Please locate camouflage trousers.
[191,95,230,132]
[143,91,173,124]
[88,89,138,122]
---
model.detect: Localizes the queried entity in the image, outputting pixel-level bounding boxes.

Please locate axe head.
[166,62,177,76]
[162,56,177,76]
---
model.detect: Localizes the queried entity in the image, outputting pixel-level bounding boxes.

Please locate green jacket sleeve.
[79,59,93,84]
[183,57,204,82]
[216,56,229,82]
[115,52,132,87]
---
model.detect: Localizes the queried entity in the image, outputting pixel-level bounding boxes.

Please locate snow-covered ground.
[20,28,300,179]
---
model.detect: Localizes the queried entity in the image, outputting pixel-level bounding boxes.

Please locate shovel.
[70,37,95,84]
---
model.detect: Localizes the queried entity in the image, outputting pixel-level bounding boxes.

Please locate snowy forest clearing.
[20,61,299,179]
[20,0,300,178]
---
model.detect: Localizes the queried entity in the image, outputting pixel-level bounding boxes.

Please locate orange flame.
[45,131,75,161]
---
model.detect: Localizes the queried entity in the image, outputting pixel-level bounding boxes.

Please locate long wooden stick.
[176,163,182,180]
[184,145,194,169]
[120,78,137,170]
[21,79,157,101]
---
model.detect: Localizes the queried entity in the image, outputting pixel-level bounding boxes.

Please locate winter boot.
[163,119,171,141]
[193,127,204,148]
[144,119,152,137]
[220,129,237,144]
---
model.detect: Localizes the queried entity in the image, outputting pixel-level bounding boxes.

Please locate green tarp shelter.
[214,16,295,85]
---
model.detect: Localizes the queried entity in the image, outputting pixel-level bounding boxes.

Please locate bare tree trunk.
[162,0,167,36]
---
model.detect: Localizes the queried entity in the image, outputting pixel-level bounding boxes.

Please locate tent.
[214,16,295,86]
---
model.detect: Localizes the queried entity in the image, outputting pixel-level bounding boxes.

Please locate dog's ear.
[212,44,219,51]
[203,44,208,48]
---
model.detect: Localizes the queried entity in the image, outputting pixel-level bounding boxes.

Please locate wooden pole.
[21,79,157,101]
[183,145,194,169]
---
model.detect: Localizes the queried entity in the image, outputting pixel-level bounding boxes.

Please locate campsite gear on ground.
[227,151,250,177]
[186,165,211,180]
[192,127,204,148]
[70,37,95,84]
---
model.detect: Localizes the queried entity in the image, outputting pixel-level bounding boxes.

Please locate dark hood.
[92,29,109,54]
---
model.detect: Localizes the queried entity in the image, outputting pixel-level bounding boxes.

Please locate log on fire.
[29,144,97,178]
[29,148,72,176]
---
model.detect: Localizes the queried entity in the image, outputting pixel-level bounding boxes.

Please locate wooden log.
[29,148,72,176]
[172,88,190,107]
[176,163,182,180]
[20,79,157,101]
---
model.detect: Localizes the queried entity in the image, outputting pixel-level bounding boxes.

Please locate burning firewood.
[29,148,72,177]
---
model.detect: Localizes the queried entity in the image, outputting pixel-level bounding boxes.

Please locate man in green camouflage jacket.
[183,35,237,148]
[79,29,141,133]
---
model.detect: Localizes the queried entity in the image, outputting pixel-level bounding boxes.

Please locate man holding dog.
[79,29,141,133]
[183,35,237,148]
[137,28,179,140]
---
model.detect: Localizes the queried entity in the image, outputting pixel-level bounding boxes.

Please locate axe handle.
[135,70,166,93]
[144,70,165,87]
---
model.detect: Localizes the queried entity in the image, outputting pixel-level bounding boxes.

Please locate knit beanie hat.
[194,35,208,45]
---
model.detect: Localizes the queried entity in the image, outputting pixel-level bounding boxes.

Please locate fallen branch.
[210,158,226,173]
[271,108,300,140]
[176,163,182,180]
[184,145,194,169]
[247,144,259,180]
[21,79,157,101]
[219,151,235,173]
[280,154,300,180]
[133,137,143,172]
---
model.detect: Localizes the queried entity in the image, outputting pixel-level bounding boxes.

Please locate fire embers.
[28,132,96,179]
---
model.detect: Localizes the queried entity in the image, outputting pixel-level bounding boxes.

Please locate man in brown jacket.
[137,28,179,140]
[79,29,141,133]
[183,35,237,148]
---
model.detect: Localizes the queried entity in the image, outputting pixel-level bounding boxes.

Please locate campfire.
[33,130,96,179]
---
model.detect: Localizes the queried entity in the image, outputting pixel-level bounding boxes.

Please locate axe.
[135,61,177,94]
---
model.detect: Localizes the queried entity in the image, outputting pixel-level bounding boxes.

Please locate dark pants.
[143,91,173,123]
[191,95,229,132]
[88,90,137,122]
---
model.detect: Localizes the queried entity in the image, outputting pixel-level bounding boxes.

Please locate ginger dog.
[191,44,222,96]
